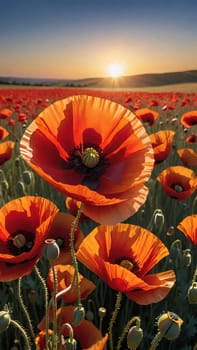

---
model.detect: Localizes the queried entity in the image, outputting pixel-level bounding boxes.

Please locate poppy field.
[0,86,196,350]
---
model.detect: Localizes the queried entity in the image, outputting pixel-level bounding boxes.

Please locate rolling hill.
[1,69,197,88]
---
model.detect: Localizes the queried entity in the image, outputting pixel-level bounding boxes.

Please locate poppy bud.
[64,337,77,350]
[157,312,183,340]
[127,325,143,349]
[16,181,26,196]
[85,310,94,321]
[1,180,9,191]
[98,307,107,318]
[182,249,192,267]
[0,310,11,334]
[22,170,33,185]
[153,209,165,231]
[72,305,85,326]
[43,239,60,261]
[188,282,197,304]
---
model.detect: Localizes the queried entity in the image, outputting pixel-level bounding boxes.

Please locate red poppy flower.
[135,108,159,126]
[18,112,28,122]
[0,108,13,119]
[149,130,175,164]
[0,141,15,165]
[35,330,55,350]
[180,110,197,128]
[0,196,59,281]
[76,223,175,305]
[177,148,197,167]
[38,305,108,350]
[186,133,197,144]
[0,126,9,140]
[7,119,16,126]
[157,166,197,200]
[177,215,197,246]
[47,264,96,303]
[47,212,84,265]
[20,95,154,224]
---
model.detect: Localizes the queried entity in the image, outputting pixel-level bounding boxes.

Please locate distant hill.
[1,69,197,88]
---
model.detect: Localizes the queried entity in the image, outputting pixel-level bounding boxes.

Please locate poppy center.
[8,230,35,256]
[81,147,100,168]
[66,143,109,190]
[119,259,134,271]
[13,233,26,248]
[172,184,184,192]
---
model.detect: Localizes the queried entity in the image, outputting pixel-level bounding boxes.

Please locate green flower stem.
[17,277,35,340]
[69,202,84,305]
[149,332,163,350]
[33,266,50,350]
[10,319,31,350]
[109,292,122,350]
[117,316,141,350]
[51,262,58,350]
[33,265,48,315]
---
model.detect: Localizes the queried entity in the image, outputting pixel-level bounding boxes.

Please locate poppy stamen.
[13,233,26,249]
[172,184,184,192]
[119,259,134,271]
[81,147,100,168]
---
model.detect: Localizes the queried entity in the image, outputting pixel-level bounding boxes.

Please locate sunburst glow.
[107,63,124,78]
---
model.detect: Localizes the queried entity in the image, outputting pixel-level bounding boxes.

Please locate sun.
[107,63,124,78]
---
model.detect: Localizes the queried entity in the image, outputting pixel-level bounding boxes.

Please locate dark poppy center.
[172,184,184,192]
[65,143,109,190]
[119,259,134,271]
[8,230,35,256]
[116,256,140,275]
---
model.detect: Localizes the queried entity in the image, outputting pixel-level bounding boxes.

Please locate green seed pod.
[98,307,107,318]
[0,311,11,334]
[43,239,60,261]
[72,305,85,326]
[64,337,77,350]
[127,325,143,349]
[1,180,9,191]
[16,181,26,196]
[22,170,33,185]
[157,312,183,340]
[188,282,197,304]
[85,310,94,321]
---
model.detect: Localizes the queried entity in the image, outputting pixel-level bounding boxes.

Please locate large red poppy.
[157,166,197,200]
[46,264,96,304]
[0,196,59,281]
[20,95,154,224]
[38,305,108,350]
[180,110,197,128]
[76,223,175,305]
[177,215,197,246]
[149,130,175,164]
[0,141,15,165]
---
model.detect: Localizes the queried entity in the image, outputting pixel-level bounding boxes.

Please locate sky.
[0,0,197,79]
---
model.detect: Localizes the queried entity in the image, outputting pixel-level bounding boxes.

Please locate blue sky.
[0,0,197,79]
